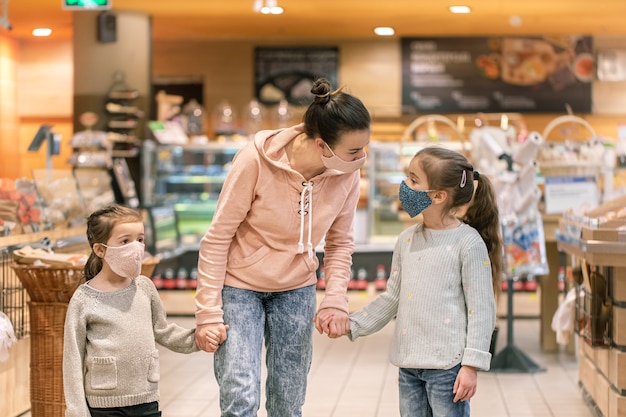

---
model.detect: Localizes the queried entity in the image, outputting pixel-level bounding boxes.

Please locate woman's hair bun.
[310,78,332,104]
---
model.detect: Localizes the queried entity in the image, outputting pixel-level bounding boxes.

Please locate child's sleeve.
[460,239,496,371]
[62,293,91,417]
[146,277,200,353]
[348,237,403,341]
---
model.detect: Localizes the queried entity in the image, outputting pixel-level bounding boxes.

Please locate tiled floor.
[154,290,597,417]
[17,290,596,417]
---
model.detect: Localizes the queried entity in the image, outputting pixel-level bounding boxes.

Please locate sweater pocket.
[88,356,117,390]
[229,245,270,269]
[147,349,160,383]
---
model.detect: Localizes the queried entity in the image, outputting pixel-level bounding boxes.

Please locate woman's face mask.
[398,180,434,218]
[321,142,367,173]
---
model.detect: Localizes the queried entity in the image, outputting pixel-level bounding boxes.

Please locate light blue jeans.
[398,364,470,417]
[214,285,316,417]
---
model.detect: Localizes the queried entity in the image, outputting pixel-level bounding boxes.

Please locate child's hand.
[314,308,349,338]
[453,365,477,402]
[205,328,223,352]
[196,324,229,352]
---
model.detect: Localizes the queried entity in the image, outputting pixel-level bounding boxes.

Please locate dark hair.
[84,204,143,280]
[302,78,371,147]
[415,146,503,298]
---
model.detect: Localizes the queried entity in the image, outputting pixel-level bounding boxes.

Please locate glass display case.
[141,140,244,245]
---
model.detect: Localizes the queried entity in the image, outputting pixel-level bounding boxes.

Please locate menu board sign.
[254,47,339,106]
[401,36,593,114]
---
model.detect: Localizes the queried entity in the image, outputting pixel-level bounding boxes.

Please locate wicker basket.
[10,264,84,303]
[29,301,68,417]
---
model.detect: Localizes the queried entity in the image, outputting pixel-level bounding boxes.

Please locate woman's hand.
[196,323,229,352]
[314,308,349,338]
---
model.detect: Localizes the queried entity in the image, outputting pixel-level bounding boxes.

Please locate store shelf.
[556,230,626,267]
[161,174,228,184]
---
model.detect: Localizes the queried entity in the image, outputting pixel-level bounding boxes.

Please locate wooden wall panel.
[17,39,73,117]
[0,34,19,179]
[14,38,73,178]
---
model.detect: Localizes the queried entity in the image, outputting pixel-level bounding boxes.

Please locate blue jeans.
[398,364,469,417]
[214,285,316,417]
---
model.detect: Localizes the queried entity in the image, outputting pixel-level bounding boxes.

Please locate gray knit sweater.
[349,223,496,371]
[63,275,199,416]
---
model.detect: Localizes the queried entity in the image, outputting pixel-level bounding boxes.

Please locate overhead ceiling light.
[255,0,283,14]
[374,27,395,36]
[32,28,52,37]
[261,6,283,14]
[449,5,471,14]
[509,15,522,27]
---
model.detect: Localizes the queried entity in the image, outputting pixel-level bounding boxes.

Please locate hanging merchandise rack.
[399,114,469,169]
[538,114,610,214]
[476,126,548,373]
[538,114,602,178]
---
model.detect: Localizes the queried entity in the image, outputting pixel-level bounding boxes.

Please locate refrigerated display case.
[141,140,244,244]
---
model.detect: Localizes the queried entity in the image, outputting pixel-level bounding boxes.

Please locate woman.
[194,78,371,417]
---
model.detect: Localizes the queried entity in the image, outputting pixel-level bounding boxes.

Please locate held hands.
[195,323,229,353]
[313,308,349,338]
[453,365,478,403]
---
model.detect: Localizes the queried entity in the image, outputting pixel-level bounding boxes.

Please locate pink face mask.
[102,241,144,279]
[321,142,367,173]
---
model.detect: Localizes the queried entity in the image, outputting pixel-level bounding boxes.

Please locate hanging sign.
[254,47,339,106]
[401,36,593,114]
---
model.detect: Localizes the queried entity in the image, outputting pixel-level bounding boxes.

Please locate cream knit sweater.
[349,223,496,371]
[63,276,198,416]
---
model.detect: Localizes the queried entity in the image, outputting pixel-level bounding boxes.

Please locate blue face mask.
[399,181,433,218]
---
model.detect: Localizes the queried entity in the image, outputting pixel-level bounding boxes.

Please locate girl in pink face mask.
[63,205,220,417]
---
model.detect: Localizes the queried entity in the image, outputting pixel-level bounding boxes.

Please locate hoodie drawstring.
[297,181,314,258]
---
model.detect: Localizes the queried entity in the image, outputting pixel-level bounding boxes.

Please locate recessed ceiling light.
[509,15,522,27]
[261,6,283,14]
[374,27,395,36]
[32,28,52,37]
[449,5,471,14]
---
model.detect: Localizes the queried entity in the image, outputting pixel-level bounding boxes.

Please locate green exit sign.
[63,0,111,9]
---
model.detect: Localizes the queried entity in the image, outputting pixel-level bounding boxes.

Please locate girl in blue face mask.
[347,146,503,417]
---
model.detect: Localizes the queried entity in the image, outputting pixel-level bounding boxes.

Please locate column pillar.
[72,10,152,201]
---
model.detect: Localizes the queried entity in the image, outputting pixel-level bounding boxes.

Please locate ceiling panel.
[3,0,626,40]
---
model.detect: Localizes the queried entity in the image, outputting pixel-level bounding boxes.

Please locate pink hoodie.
[195,124,359,326]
